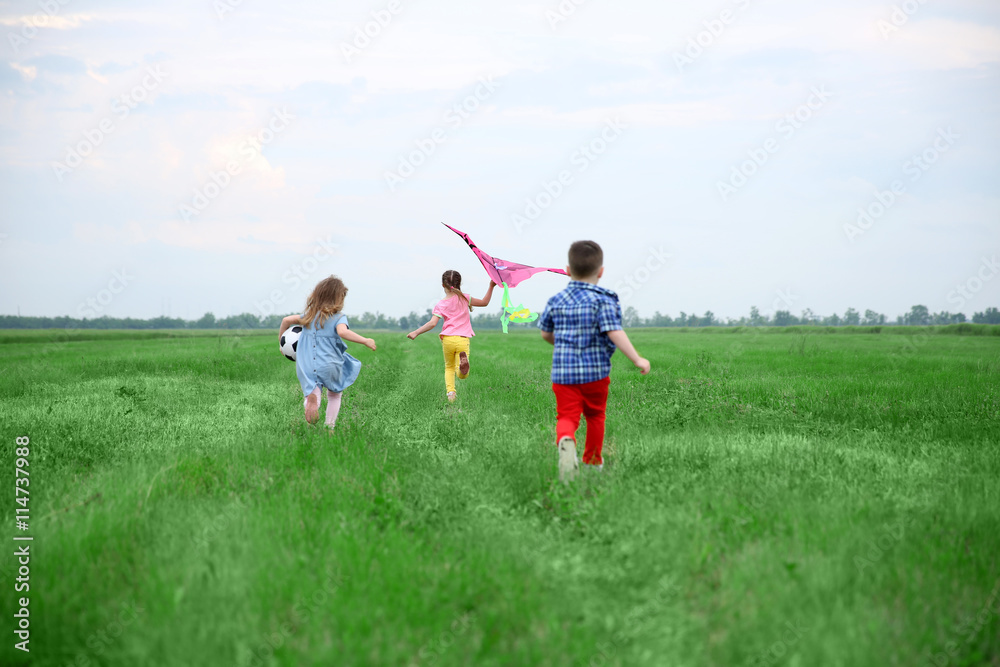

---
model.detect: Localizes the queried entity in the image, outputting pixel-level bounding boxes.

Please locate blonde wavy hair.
[302,275,347,328]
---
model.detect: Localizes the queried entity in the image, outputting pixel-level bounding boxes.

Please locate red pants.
[552,376,611,465]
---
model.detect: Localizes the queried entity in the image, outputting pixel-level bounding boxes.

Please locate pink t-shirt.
[434,293,475,338]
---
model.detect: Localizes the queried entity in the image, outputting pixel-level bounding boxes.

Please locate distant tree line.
[623,305,999,328]
[0,309,534,331]
[2,305,998,330]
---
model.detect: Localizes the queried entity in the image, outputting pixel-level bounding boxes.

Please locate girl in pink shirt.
[407,270,495,402]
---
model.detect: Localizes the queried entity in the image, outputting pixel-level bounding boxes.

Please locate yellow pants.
[441,335,470,393]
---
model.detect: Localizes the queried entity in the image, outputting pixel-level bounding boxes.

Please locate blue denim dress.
[295,313,361,396]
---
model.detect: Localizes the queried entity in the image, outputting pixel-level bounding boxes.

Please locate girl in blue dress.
[278,276,377,427]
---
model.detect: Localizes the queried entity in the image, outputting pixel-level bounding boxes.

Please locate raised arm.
[336,322,377,351]
[470,281,496,308]
[279,314,302,339]
[407,315,441,340]
[607,329,650,374]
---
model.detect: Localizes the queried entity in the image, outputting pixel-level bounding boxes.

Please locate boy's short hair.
[568,240,603,278]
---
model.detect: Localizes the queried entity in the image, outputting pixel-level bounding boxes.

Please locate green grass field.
[1,328,998,666]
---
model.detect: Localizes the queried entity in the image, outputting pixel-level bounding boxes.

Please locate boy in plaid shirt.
[538,240,650,482]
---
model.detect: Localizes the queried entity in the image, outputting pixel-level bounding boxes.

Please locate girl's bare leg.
[304,386,322,424]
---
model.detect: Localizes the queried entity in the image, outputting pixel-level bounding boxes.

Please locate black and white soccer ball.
[279,325,303,361]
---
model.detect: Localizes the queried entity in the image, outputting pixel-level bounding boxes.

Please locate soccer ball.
[279,325,303,361]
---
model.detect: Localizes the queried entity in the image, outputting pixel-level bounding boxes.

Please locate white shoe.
[558,437,578,482]
[447,391,457,403]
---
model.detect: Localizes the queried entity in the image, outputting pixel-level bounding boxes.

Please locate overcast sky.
[1,0,998,322]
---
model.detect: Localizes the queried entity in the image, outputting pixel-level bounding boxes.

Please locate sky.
[1,0,998,323]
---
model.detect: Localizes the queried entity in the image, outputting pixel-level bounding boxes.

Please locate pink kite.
[442,223,568,287]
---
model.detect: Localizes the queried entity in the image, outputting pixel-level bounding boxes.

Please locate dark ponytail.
[442,270,472,311]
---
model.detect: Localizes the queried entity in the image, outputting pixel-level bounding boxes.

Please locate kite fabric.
[500,282,538,334]
[441,223,568,288]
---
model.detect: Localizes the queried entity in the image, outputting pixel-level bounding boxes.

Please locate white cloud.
[2,0,999,320]
[711,8,1000,71]
[887,19,1000,69]
[10,62,36,81]
[500,101,736,128]
[0,14,96,30]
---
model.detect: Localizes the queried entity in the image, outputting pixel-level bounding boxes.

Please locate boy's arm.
[279,314,302,339]
[336,322,377,351]
[607,330,650,374]
[470,281,496,308]
[407,316,441,340]
[538,300,555,345]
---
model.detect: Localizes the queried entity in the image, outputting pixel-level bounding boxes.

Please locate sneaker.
[459,351,470,376]
[558,436,578,482]
[581,462,604,476]
[447,391,457,403]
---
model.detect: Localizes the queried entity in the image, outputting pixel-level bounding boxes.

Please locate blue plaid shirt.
[538,281,623,385]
